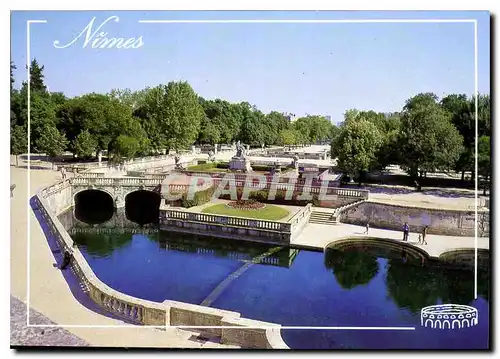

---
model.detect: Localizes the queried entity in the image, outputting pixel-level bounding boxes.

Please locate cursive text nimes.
[53,16,144,49]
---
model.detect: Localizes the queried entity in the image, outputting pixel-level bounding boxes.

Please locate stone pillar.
[191,145,196,155]
[114,195,125,209]
[98,151,102,167]
[246,145,250,152]
[214,144,218,154]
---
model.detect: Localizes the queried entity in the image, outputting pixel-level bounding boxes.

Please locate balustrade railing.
[35,185,165,325]
[162,209,291,233]
[69,174,369,200]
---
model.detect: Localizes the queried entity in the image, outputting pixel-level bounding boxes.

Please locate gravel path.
[11,296,89,347]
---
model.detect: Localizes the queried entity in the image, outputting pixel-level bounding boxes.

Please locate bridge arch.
[73,189,115,224]
[124,189,162,225]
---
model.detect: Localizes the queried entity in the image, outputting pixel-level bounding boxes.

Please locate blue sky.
[11,10,490,122]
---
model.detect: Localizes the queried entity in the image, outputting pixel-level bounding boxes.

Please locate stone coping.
[367,198,489,213]
[35,179,289,349]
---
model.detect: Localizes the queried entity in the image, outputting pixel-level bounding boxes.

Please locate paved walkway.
[11,296,89,347]
[292,222,489,258]
[10,166,238,348]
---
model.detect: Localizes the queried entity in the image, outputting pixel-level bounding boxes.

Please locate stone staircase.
[308,211,336,225]
[331,199,367,223]
[308,199,368,226]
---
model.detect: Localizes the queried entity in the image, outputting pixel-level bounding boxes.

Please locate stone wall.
[36,180,289,349]
[340,201,490,236]
[43,181,73,215]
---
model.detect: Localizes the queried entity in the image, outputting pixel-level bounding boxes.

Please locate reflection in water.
[72,232,135,258]
[325,242,489,314]
[324,249,379,289]
[386,257,490,313]
[60,206,490,349]
[159,231,298,268]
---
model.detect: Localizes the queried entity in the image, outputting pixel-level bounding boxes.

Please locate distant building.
[284,112,297,123]
[336,121,344,127]
[324,115,332,123]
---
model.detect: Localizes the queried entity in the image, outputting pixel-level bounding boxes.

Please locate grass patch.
[202,203,290,220]
[187,162,230,171]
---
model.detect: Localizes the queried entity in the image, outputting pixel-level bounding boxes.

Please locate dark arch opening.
[74,190,114,225]
[125,190,161,225]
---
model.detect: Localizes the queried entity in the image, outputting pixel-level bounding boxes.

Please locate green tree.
[28,58,47,93]
[161,81,204,151]
[11,125,27,167]
[478,135,490,195]
[73,130,98,159]
[10,61,16,91]
[331,116,383,185]
[198,117,221,145]
[399,93,464,191]
[202,99,244,143]
[279,129,296,148]
[58,93,147,155]
[110,135,139,162]
[34,124,69,168]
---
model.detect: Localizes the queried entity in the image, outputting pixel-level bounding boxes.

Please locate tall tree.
[399,93,464,191]
[29,58,47,93]
[10,61,16,91]
[478,135,490,195]
[11,125,27,167]
[73,130,98,159]
[331,116,383,185]
[34,124,69,168]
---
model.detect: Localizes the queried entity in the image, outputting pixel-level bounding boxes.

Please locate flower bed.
[227,199,266,210]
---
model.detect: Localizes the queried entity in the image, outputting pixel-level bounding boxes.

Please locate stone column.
[98,151,102,167]
[214,144,218,154]
[191,146,196,155]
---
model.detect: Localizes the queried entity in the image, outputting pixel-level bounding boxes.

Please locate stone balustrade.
[161,210,291,233]
[34,180,289,349]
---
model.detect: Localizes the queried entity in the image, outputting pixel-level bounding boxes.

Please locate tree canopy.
[10,58,490,190]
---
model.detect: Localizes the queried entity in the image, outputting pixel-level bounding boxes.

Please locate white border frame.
[25,16,479,332]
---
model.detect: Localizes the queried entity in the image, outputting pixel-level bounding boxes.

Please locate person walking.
[422,226,428,245]
[60,167,66,180]
[364,222,370,235]
[402,222,409,242]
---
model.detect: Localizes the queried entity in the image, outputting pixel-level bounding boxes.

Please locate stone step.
[308,219,338,225]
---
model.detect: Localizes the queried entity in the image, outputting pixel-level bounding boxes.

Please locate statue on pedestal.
[175,155,185,170]
[235,140,244,158]
[291,154,299,169]
[208,150,216,162]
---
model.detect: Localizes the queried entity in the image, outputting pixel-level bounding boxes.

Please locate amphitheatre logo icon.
[420,304,478,330]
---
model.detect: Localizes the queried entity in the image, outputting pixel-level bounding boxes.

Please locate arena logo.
[421,304,478,330]
[53,16,144,50]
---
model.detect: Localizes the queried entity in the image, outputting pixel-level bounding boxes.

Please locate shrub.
[180,186,216,208]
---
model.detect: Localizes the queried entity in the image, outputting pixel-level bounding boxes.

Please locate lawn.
[202,203,290,220]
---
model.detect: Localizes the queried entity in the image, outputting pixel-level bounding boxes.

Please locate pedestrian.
[422,226,428,245]
[402,222,409,242]
[60,250,73,270]
[60,167,66,179]
[364,222,370,235]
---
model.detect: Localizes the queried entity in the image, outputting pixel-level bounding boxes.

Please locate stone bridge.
[71,177,163,208]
